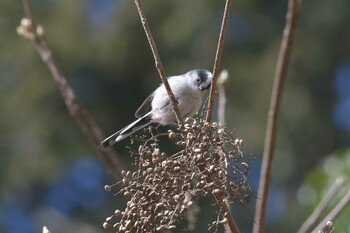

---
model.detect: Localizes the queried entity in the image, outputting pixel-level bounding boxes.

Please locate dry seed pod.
[105,118,251,232]
[104,185,112,192]
[103,222,110,229]
[168,131,176,139]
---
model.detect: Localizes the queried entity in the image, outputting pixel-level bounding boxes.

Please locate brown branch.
[200,1,235,231]
[252,0,302,233]
[198,160,241,233]
[297,177,348,233]
[19,0,127,181]
[205,170,240,233]
[216,196,241,233]
[22,0,39,43]
[134,0,184,125]
[312,188,350,233]
[205,0,231,123]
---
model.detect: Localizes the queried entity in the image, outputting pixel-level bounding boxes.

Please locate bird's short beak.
[200,83,211,91]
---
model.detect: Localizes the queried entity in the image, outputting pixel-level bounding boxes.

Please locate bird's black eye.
[196,78,201,83]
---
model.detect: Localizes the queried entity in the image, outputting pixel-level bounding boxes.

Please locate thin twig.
[202,1,236,231]
[134,0,184,125]
[214,194,241,233]
[19,0,127,181]
[312,189,350,233]
[205,0,231,123]
[316,221,334,233]
[22,0,39,43]
[198,160,241,233]
[217,70,229,124]
[252,0,302,233]
[297,176,348,233]
[216,70,231,233]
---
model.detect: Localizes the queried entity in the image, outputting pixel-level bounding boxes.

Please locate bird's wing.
[135,92,154,118]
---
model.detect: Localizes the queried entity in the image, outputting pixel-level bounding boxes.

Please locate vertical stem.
[252,0,301,232]
[206,0,231,123]
[217,70,229,124]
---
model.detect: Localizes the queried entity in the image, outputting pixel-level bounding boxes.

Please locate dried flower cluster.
[103,117,251,232]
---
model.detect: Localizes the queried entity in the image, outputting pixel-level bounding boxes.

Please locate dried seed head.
[168,131,176,139]
[104,185,112,192]
[103,222,110,229]
[152,148,160,157]
[104,117,251,232]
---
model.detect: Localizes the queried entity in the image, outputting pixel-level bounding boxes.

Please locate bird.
[98,69,212,150]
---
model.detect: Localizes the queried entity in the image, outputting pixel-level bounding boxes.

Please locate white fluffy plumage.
[99,69,212,150]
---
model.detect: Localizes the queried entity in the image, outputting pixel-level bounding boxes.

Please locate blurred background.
[1,0,350,232]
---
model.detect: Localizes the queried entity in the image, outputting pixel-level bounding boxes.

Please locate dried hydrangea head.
[103,117,252,232]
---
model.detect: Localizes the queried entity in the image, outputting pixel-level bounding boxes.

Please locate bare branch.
[19,0,127,181]
[297,177,348,233]
[216,70,233,233]
[252,0,302,232]
[312,188,350,233]
[219,198,241,233]
[217,70,229,124]
[316,221,335,233]
[134,0,184,125]
[205,0,231,123]
[198,161,241,233]
[22,0,39,43]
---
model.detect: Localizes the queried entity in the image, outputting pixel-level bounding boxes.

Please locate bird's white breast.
[151,77,203,124]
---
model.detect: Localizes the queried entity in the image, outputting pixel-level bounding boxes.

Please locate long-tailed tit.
[99,69,212,150]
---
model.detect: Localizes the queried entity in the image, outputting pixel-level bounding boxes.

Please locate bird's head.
[187,69,212,91]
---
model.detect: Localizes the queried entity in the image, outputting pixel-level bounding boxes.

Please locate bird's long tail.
[98,112,152,151]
